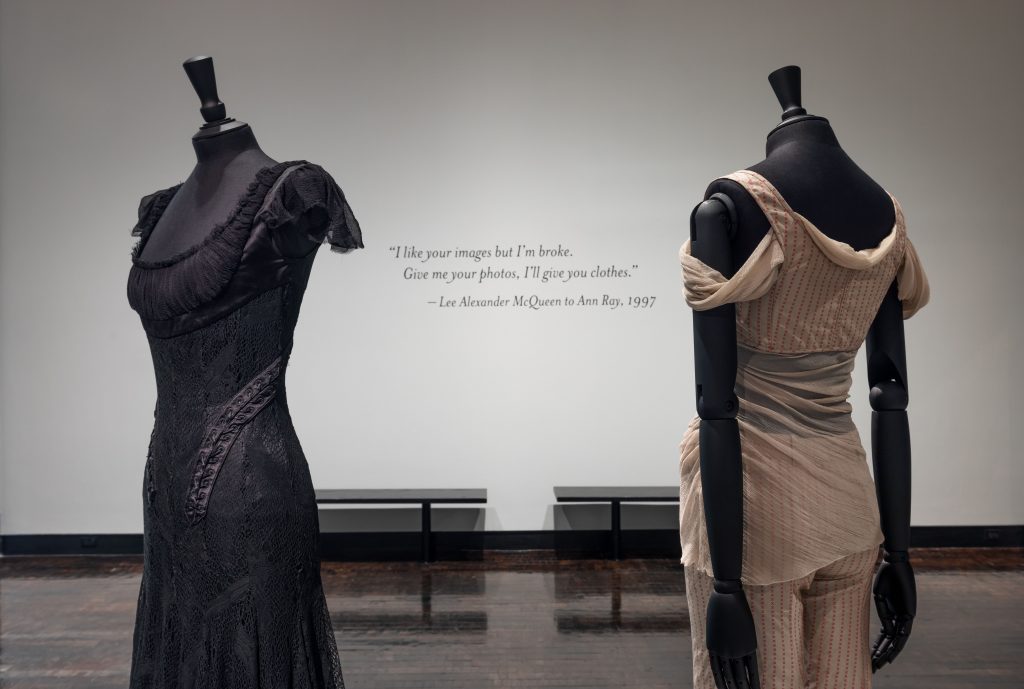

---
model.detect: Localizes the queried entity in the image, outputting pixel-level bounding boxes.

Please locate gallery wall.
[1,0,1021,537]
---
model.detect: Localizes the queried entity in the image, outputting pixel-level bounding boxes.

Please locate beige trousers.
[685,546,880,689]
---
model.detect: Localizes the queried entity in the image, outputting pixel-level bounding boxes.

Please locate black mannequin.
[136,55,278,263]
[689,65,916,689]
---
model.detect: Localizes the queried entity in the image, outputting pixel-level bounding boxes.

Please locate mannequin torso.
[684,66,922,689]
[707,117,896,270]
[136,125,277,262]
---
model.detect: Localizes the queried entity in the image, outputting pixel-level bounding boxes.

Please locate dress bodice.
[680,169,929,354]
[128,159,362,339]
[126,160,363,526]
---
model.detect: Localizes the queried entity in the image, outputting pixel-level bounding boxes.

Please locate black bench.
[315,489,488,562]
[554,486,679,560]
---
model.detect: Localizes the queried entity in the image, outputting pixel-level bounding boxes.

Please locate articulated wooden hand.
[706,580,761,688]
[871,551,916,671]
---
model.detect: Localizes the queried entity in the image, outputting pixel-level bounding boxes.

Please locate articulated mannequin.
[678,66,929,689]
[127,56,362,688]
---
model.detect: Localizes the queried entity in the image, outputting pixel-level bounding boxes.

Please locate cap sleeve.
[896,236,930,319]
[131,184,180,237]
[256,163,363,257]
[679,230,785,310]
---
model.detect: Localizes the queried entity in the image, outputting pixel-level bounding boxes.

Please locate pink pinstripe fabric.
[685,546,879,689]
[676,170,930,585]
[677,171,931,686]
[680,169,930,352]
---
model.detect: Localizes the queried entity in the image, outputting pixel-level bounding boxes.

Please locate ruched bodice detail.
[735,346,859,436]
[128,160,363,337]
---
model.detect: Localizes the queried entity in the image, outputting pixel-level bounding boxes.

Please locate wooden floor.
[0,548,1021,688]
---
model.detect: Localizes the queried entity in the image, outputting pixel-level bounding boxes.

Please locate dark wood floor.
[1,548,1021,688]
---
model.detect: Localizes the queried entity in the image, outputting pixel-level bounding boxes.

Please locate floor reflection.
[553,563,689,634]
[1,552,1022,688]
[328,570,489,636]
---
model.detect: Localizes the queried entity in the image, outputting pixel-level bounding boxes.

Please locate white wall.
[1,0,1021,535]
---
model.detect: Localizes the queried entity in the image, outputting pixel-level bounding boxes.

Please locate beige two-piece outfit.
[677,169,930,689]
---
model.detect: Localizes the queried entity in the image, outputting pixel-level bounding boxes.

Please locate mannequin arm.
[690,197,760,689]
[865,281,917,672]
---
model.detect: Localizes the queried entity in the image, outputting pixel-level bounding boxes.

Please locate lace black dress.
[126,160,363,688]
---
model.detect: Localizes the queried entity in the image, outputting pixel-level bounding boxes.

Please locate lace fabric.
[126,159,358,687]
[677,169,930,585]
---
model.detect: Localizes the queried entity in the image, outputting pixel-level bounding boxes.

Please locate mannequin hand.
[705,580,761,689]
[871,550,916,672]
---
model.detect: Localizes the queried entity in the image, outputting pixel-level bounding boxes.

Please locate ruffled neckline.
[738,169,904,271]
[131,159,308,269]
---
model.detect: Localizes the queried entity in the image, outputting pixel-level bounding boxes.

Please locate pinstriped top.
[680,169,929,354]
[676,169,930,585]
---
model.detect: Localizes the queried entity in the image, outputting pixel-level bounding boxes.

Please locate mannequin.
[136,55,278,262]
[688,65,917,688]
[126,55,360,688]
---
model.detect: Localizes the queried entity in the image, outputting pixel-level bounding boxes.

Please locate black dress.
[126,160,363,688]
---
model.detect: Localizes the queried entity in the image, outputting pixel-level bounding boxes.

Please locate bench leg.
[611,500,621,560]
[421,502,432,563]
